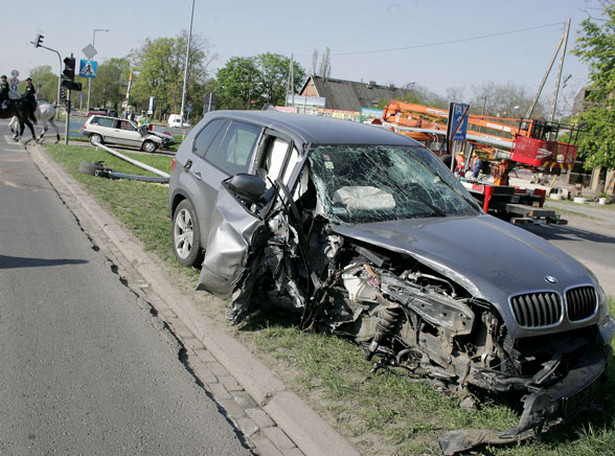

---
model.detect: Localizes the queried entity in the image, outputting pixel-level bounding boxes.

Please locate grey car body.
[83,115,174,152]
[168,111,614,454]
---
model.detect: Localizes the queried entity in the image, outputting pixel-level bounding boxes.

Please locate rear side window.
[205,121,261,175]
[193,119,227,158]
[91,116,114,128]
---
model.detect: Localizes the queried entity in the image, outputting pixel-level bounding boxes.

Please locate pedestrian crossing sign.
[79,59,98,78]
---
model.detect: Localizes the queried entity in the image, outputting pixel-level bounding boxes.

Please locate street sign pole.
[446,102,470,172]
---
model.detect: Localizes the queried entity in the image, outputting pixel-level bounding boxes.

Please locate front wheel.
[142,140,157,153]
[172,199,204,267]
[89,134,103,146]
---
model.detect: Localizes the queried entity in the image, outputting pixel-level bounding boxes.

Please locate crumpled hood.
[332,214,596,338]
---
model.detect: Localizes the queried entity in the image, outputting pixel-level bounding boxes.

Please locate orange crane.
[380,100,580,224]
[381,100,577,173]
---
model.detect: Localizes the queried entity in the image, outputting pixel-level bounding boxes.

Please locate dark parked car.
[168,111,614,454]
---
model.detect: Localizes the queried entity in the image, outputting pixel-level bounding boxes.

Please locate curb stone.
[28,142,360,456]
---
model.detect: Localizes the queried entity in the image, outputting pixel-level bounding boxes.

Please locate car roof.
[87,115,128,122]
[204,110,419,147]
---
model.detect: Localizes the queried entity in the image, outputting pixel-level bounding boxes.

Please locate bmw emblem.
[545,275,558,284]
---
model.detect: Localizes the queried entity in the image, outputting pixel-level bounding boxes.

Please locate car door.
[180,118,264,250]
[116,120,142,147]
[196,130,306,299]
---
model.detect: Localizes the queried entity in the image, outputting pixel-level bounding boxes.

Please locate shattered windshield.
[308,144,480,225]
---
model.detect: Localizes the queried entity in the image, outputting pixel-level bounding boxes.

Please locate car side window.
[206,121,261,175]
[120,121,135,131]
[95,117,114,128]
[192,119,226,158]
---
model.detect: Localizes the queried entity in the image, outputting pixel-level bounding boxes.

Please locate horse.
[0,91,36,141]
[8,100,60,143]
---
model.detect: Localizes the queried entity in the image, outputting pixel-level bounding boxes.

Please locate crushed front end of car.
[197,144,615,455]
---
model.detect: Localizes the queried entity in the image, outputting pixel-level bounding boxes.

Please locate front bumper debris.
[438,342,610,455]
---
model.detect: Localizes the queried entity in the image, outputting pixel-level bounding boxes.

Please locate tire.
[142,140,157,153]
[172,199,204,267]
[89,134,103,146]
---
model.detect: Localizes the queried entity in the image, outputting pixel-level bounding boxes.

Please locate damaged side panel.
[196,178,264,298]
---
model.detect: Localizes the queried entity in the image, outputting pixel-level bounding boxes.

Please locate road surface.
[0,129,252,454]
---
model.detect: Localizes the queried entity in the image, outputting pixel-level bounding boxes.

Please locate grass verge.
[44,143,615,456]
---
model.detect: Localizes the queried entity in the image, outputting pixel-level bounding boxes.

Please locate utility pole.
[87,29,109,113]
[285,54,294,108]
[180,0,195,124]
[549,18,571,124]
[525,18,571,121]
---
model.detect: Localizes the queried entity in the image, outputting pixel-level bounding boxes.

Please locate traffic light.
[61,80,82,91]
[33,34,44,48]
[62,56,75,81]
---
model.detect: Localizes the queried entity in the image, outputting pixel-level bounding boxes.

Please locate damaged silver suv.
[168,111,614,454]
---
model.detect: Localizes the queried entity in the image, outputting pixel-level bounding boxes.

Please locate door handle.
[193,171,202,181]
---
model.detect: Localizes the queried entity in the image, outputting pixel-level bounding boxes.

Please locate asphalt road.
[525,202,615,297]
[0,131,251,454]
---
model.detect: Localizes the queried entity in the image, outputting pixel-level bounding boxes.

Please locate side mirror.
[225,174,267,204]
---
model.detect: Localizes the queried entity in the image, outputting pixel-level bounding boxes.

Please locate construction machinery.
[379,100,580,224]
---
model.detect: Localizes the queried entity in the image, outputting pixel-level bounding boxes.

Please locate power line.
[326,22,566,57]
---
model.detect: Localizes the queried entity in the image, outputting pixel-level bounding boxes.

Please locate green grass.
[46,144,176,263]
[44,144,615,456]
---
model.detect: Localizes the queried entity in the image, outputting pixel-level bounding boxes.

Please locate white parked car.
[83,115,174,152]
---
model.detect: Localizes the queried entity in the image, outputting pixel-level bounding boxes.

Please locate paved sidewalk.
[544,199,615,225]
[28,142,360,456]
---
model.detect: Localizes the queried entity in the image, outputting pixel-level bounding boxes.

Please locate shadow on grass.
[237,306,303,333]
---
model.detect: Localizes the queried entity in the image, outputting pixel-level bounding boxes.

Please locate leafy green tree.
[257,53,305,106]
[572,1,615,192]
[88,58,131,111]
[214,53,306,110]
[25,66,59,103]
[214,56,260,109]
[129,31,212,120]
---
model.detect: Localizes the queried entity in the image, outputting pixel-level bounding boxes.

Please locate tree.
[467,82,544,118]
[129,31,213,120]
[214,56,259,109]
[26,66,58,103]
[88,58,131,111]
[256,53,305,107]
[214,53,306,110]
[572,1,615,192]
[312,47,331,78]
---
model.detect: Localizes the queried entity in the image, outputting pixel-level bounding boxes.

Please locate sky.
[0,0,605,114]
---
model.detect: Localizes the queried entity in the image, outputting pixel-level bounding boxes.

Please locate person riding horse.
[0,75,9,110]
[22,77,37,122]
